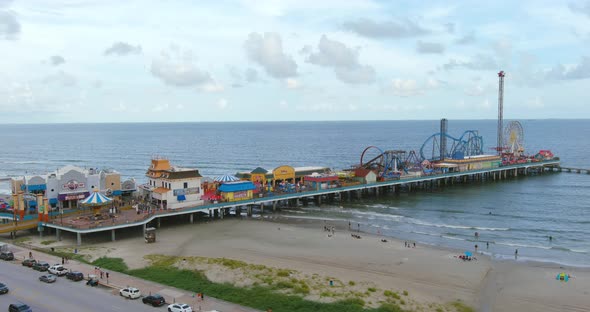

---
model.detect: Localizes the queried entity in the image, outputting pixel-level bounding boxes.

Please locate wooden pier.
[547,166,590,174]
[0,160,567,245]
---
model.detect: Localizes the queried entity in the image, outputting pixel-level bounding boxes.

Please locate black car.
[8,303,32,312]
[66,271,84,281]
[33,261,50,271]
[21,259,36,267]
[142,294,166,307]
[0,251,14,261]
[0,283,8,294]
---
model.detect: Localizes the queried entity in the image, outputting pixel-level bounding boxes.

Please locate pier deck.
[23,160,558,244]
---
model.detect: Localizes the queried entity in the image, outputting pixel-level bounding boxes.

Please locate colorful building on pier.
[10,166,135,212]
[140,158,204,209]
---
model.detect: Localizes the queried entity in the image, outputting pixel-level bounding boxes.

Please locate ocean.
[0,120,588,266]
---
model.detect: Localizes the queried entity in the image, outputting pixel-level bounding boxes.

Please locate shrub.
[92,257,129,273]
[368,287,377,292]
[349,280,356,286]
[402,290,409,296]
[277,269,291,277]
[40,240,56,245]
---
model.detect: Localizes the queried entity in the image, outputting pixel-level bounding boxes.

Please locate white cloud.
[152,103,169,112]
[342,18,429,39]
[279,99,288,109]
[113,102,127,112]
[49,55,65,66]
[43,71,77,87]
[217,98,228,110]
[286,78,300,89]
[416,41,445,54]
[465,84,486,96]
[150,46,215,87]
[104,42,142,56]
[305,35,375,84]
[526,96,544,108]
[442,54,498,71]
[199,82,224,93]
[0,7,20,40]
[387,77,440,97]
[244,32,297,79]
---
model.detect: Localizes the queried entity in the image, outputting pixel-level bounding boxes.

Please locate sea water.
[0,120,588,266]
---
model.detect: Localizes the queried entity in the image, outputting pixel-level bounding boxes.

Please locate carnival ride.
[359,146,407,180]
[500,121,529,165]
[504,121,524,155]
[419,130,484,161]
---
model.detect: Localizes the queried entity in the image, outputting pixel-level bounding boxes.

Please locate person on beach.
[29,251,32,258]
[486,242,489,249]
[549,236,553,241]
[413,242,416,248]
[475,244,478,252]
[515,249,518,259]
[404,241,407,247]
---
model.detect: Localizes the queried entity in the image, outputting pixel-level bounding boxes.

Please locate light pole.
[60,206,63,225]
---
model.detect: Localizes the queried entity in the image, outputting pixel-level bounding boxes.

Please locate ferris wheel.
[503,121,524,155]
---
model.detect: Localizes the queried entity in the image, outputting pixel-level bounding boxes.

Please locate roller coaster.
[419,130,484,161]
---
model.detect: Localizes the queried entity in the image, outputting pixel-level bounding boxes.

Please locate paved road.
[0,260,165,312]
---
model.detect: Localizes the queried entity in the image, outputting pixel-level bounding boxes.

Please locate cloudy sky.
[1,0,589,123]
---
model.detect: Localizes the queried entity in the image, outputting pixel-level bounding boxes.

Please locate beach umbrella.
[556,272,569,282]
[80,191,113,206]
[464,251,473,257]
[214,174,239,183]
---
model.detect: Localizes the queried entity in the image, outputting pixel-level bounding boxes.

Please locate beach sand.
[16,217,590,311]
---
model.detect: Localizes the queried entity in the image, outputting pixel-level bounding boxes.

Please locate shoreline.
[263,213,590,271]
[4,216,589,311]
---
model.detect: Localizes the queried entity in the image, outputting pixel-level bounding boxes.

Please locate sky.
[0,0,589,123]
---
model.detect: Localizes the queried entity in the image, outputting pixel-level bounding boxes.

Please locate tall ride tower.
[497,71,505,155]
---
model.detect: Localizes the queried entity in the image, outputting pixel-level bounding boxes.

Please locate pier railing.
[38,160,560,234]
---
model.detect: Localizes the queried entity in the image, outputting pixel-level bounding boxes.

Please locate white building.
[140,158,204,209]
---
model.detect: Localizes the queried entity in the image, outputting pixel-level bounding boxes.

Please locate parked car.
[167,303,193,312]
[0,251,14,261]
[142,294,166,307]
[0,283,8,294]
[21,259,36,267]
[33,261,50,271]
[66,271,84,281]
[48,265,67,276]
[8,303,32,312]
[39,274,57,283]
[119,287,141,299]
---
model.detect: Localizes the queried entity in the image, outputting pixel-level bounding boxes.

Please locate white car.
[167,303,192,312]
[48,265,67,276]
[119,287,141,299]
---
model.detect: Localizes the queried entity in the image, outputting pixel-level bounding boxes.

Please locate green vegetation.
[348,281,356,286]
[128,266,407,312]
[450,301,475,312]
[92,257,129,272]
[13,237,31,243]
[76,255,478,312]
[40,240,56,245]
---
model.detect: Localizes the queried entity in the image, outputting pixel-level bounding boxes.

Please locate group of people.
[404,241,416,248]
[457,255,477,261]
[351,233,362,239]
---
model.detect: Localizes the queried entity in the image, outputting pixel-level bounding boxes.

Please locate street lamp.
[60,207,63,225]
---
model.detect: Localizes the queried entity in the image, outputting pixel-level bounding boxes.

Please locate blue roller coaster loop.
[420,130,484,161]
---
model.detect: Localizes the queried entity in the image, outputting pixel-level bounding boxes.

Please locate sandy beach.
[12,217,590,311]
